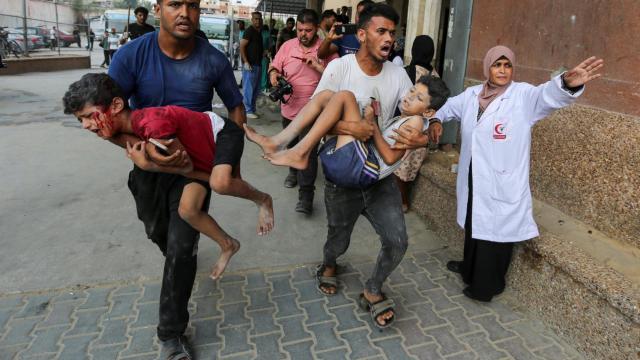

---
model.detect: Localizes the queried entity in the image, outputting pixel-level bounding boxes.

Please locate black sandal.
[358,293,396,329]
[316,264,337,296]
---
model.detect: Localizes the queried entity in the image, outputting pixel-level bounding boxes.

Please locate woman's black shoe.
[463,287,492,302]
[446,260,463,274]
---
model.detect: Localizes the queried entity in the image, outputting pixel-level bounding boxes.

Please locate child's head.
[399,75,450,118]
[63,73,128,139]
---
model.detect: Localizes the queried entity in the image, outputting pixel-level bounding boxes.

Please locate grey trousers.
[323,176,409,295]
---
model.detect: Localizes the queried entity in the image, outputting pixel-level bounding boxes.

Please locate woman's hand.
[563,56,604,88]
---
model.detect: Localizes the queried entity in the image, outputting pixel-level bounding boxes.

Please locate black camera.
[269,76,293,103]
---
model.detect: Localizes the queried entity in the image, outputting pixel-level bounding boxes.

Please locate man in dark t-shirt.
[108,0,248,357]
[127,6,156,41]
[318,0,373,59]
[239,11,264,119]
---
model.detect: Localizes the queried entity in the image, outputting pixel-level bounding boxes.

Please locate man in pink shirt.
[268,8,337,214]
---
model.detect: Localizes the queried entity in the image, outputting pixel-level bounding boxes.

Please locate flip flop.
[358,293,396,329]
[315,264,337,296]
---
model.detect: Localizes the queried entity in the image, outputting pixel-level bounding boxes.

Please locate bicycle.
[0,35,23,59]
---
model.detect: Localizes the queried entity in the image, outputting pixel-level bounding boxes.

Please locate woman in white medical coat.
[435,45,603,301]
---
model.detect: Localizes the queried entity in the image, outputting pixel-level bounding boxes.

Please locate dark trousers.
[127,167,211,341]
[323,176,408,295]
[102,50,110,66]
[282,116,318,194]
[460,161,514,301]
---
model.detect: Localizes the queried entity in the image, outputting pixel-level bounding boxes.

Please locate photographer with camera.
[268,8,337,214]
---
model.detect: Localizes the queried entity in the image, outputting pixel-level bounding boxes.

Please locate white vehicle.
[200,15,230,55]
[89,16,106,41]
[90,9,156,40]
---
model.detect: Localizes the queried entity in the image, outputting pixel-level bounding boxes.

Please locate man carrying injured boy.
[244,3,449,328]
[63,73,274,281]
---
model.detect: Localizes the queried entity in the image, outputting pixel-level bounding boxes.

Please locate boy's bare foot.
[210,237,241,280]
[243,124,283,155]
[256,194,274,236]
[264,149,309,170]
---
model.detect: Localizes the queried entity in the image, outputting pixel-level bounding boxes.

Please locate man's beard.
[299,35,317,47]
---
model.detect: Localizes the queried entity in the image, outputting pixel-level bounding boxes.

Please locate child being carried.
[63,73,274,280]
[244,75,450,188]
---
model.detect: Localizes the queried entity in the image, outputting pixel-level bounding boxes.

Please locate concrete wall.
[465,0,640,250]
[0,0,77,31]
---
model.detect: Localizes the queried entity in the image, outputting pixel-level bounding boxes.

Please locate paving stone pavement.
[0,249,584,360]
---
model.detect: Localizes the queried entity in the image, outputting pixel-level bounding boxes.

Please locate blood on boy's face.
[74,104,116,139]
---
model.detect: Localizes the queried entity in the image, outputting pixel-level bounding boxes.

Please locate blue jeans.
[323,176,408,295]
[242,64,262,114]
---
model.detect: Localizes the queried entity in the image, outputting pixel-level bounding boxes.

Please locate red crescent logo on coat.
[493,123,506,140]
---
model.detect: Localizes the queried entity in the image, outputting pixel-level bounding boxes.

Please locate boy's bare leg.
[244,90,335,154]
[266,91,363,169]
[210,164,274,236]
[178,183,240,280]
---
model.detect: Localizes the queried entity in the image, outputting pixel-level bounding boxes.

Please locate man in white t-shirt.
[312,3,434,329]
[107,27,121,62]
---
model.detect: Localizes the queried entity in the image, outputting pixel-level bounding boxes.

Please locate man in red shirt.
[268,9,337,214]
[63,73,274,282]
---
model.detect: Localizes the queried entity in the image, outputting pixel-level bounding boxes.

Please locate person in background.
[317,10,337,40]
[338,6,350,23]
[439,46,603,302]
[73,27,81,48]
[240,12,264,119]
[390,41,404,66]
[269,18,278,56]
[267,8,337,214]
[86,29,95,51]
[260,24,271,92]
[99,30,110,68]
[107,27,120,62]
[127,6,156,40]
[393,34,438,212]
[235,20,245,71]
[275,17,296,53]
[317,0,373,59]
[49,26,57,50]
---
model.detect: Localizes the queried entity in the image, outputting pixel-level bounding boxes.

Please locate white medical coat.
[435,75,583,242]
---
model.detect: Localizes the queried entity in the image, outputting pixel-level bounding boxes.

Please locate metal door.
[441,0,474,96]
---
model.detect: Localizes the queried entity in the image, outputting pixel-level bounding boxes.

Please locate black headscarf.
[405,35,435,84]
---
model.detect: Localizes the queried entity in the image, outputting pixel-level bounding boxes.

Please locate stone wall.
[530,107,640,249]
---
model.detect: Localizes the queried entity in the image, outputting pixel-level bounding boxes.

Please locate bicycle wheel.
[9,40,22,58]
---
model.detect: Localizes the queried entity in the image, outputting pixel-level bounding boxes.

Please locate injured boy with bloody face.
[63,72,274,280]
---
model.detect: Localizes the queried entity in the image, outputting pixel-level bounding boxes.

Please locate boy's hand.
[363,105,376,124]
[146,139,190,167]
[126,141,153,170]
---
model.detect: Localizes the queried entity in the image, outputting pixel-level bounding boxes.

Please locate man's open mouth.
[380,44,391,56]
